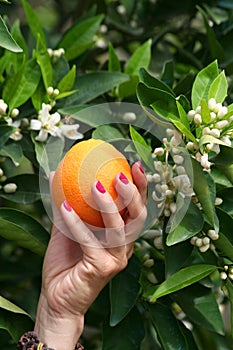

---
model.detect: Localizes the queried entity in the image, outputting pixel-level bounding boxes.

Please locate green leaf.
[172,284,224,335]
[200,99,211,124]
[175,102,197,142]
[118,75,139,99]
[59,14,104,61]
[108,43,121,72]
[214,208,233,260]
[0,307,33,342]
[198,6,225,62]
[129,125,154,171]
[0,16,22,52]
[0,296,28,315]
[217,187,233,215]
[151,91,179,121]
[64,71,129,105]
[125,39,152,76]
[35,35,53,89]
[0,174,41,204]
[191,158,219,231]
[213,146,233,184]
[110,256,141,326]
[22,0,46,45]
[226,279,233,338]
[166,201,204,246]
[0,126,16,149]
[92,125,124,142]
[208,70,228,103]
[102,306,144,350]
[0,143,23,166]
[3,58,41,109]
[150,264,216,301]
[57,65,76,93]
[191,60,219,110]
[0,208,49,255]
[149,303,187,350]
[161,60,174,88]
[31,137,50,177]
[139,68,174,95]
[31,78,46,111]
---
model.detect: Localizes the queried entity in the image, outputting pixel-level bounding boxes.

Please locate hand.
[34,161,147,350]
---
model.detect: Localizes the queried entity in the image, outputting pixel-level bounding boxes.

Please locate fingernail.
[119,172,129,184]
[138,161,145,174]
[63,200,72,212]
[96,180,106,193]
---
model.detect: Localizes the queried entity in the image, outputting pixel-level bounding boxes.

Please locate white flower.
[172,174,194,198]
[200,153,212,170]
[187,109,195,121]
[209,128,220,138]
[215,120,229,129]
[208,98,216,110]
[194,113,202,124]
[60,124,83,140]
[217,106,228,118]
[153,147,164,156]
[7,118,23,141]
[30,104,61,142]
[11,108,19,118]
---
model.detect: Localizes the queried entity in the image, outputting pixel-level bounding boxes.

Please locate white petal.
[40,103,50,124]
[61,124,84,140]
[30,119,42,130]
[35,129,48,142]
[49,112,61,126]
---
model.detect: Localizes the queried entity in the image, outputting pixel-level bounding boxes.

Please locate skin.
[34,161,147,350]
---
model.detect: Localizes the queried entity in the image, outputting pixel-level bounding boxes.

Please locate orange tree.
[0,0,233,349]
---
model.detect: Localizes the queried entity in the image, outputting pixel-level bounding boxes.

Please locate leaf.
[214,208,233,260]
[139,68,174,95]
[0,16,22,52]
[166,201,204,246]
[0,296,28,315]
[63,71,129,105]
[0,208,49,255]
[118,75,139,99]
[22,0,46,45]
[172,284,224,335]
[0,307,33,342]
[149,303,187,350]
[217,187,233,215]
[124,39,152,76]
[129,125,154,171]
[208,70,228,103]
[57,65,76,93]
[200,99,211,124]
[110,256,141,326]
[108,43,121,72]
[191,60,219,110]
[191,158,219,231]
[161,60,174,88]
[92,125,124,142]
[199,134,228,152]
[175,102,197,142]
[226,279,233,338]
[150,90,179,122]
[35,34,53,89]
[0,174,41,204]
[102,306,144,350]
[0,126,16,149]
[150,264,216,301]
[3,58,41,109]
[31,137,50,177]
[213,146,233,184]
[59,15,104,61]
[0,143,23,166]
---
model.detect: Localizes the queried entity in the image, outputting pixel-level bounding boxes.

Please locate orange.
[52,138,133,228]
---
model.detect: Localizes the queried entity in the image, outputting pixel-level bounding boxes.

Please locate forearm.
[34,294,84,350]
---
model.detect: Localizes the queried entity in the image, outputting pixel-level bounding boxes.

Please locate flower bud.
[144,259,155,268]
[213,103,222,113]
[199,244,209,253]
[186,142,195,151]
[169,202,177,213]
[147,272,158,284]
[190,236,197,245]
[3,183,17,193]
[202,127,211,135]
[53,89,60,96]
[0,100,8,114]
[207,229,219,240]
[210,112,217,121]
[196,106,201,114]
[215,120,229,129]
[176,166,186,175]
[195,238,203,247]
[153,236,163,250]
[202,237,210,245]
[0,168,3,177]
[166,128,174,137]
[0,175,7,182]
[173,155,184,164]
[11,108,19,118]
[187,109,196,121]
[209,128,220,138]
[220,272,228,280]
[146,174,153,182]
[122,112,136,122]
[217,106,228,118]
[153,147,164,156]
[215,197,223,206]
[117,4,126,14]
[208,98,216,110]
[194,113,202,124]
[47,48,53,56]
[221,136,231,146]
[47,86,54,95]
[152,173,161,183]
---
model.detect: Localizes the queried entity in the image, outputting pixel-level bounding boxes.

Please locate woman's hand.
[34,161,147,350]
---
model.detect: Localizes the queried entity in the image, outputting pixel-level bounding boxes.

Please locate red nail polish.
[138,161,145,174]
[96,181,106,193]
[63,200,72,212]
[119,172,129,184]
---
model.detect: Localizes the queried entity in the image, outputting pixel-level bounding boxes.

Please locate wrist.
[34,294,84,350]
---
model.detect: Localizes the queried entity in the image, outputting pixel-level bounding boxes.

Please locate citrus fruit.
[52,138,133,228]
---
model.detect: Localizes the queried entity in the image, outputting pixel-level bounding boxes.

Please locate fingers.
[131,161,148,205]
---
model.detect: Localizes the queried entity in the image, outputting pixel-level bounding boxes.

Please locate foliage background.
[0,0,233,349]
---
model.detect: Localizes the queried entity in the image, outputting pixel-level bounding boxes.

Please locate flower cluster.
[190,229,219,253]
[0,99,22,140]
[147,128,193,218]
[47,48,65,63]
[30,103,83,142]
[187,98,233,171]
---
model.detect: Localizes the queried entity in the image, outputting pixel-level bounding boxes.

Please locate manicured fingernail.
[96,181,106,193]
[138,161,145,174]
[119,172,129,184]
[63,200,72,212]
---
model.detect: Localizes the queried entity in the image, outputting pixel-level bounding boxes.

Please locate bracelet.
[17,331,84,350]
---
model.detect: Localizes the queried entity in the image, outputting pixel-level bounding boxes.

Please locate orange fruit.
[52,138,133,228]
